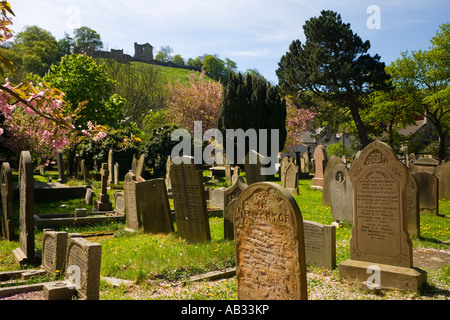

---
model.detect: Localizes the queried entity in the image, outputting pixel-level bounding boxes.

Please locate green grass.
[1,171,449,300]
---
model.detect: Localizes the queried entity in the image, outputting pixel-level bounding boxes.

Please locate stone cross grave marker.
[311,145,327,190]
[94,163,113,212]
[339,141,427,292]
[234,182,307,300]
[413,171,439,215]
[170,156,210,243]
[13,151,40,265]
[1,162,14,240]
[303,220,336,269]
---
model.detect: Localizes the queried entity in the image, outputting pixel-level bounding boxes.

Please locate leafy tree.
[155,45,173,62]
[186,56,203,68]
[5,25,59,79]
[276,10,389,148]
[58,32,75,56]
[386,23,450,160]
[202,54,226,82]
[173,54,185,66]
[216,71,287,163]
[40,54,124,128]
[101,58,166,129]
[284,98,315,152]
[73,26,103,53]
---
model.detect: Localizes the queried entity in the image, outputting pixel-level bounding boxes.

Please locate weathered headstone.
[303,220,336,269]
[231,166,241,184]
[243,150,266,185]
[329,162,354,224]
[165,156,172,193]
[114,162,119,185]
[131,155,137,174]
[209,187,226,209]
[436,161,450,200]
[94,163,113,212]
[135,154,146,178]
[124,173,173,233]
[113,191,125,215]
[283,157,299,196]
[223,177,248,240]
[170,156,210,243]
[107,149,114,185]
[413,171,439,215]
[1,162,14,240]
[41,229,68,276]
[339,141,427,292]
[64,236,102,300]
[280,156,290,185]
[301,151,310,174]
[234,182,307,300]
[80,159,88,182]
[311,145,328,190]
[411,156,439,175]
[322,156,345,206]
[13,151,40,265]
[85,188,94,205]
[406,172,420,238]
[56,150,65,183]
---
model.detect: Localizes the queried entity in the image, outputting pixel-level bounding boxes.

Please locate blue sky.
[9,0,449,83]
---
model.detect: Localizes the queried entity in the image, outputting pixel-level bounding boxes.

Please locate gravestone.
[85,188,94,205]
[94,163,113,212]
[243,150,266,185]
[170,156,210,243]
[114,163,119,185]
[411,157,439,175]
[1,162,14,240]
[303,220,336,269]
[413,171,439,215]
[107,149,114,185]
[406,172,420,238]
[322,156,345,206]
[234,182,307,300]
[280,156,290,185]
[311,145,328,190]
[209,187,226,209]
[231,166,241,184]
[165,156,172,193]
[436,161,450,200]
[135,154,146,178]
[64,236,102,300]
[339,141,427,292]
[56,150,65,183]
[301,152,310,174]
[329,162,354,224]
[13,151,40,265]
[283,158,299,196]
[41,229,68,276]
[131,155,137,174]
[80,159,87,182]
[223,177,248,240]
[113,191,125,215]
[123,173,173,234]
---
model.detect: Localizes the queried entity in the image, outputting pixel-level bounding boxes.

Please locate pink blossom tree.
[0,1,107,163]
[284,98,315,151]
[166,71,222,133]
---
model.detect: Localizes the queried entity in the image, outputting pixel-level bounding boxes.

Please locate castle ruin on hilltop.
[84,42,201,72]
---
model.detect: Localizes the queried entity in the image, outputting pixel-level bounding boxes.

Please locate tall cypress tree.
[216,72,287,163]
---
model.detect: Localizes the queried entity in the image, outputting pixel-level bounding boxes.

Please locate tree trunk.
[349,104,370,148]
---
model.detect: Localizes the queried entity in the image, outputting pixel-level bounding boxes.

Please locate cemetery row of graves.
[0,140,449,300]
